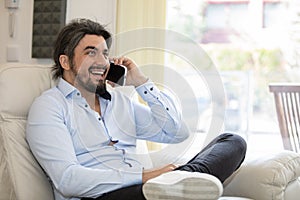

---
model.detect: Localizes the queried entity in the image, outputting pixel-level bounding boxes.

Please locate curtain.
[115,0,167,151]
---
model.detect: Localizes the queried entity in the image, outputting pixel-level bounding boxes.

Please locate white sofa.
[1,63,300,200]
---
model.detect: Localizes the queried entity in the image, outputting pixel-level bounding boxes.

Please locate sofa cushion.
[219,197,253,200]
[0,120,54,200]
[223,151,300,200]
[0,63,55,200]
[0,64,55,118]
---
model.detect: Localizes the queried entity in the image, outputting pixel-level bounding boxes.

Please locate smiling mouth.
[88,66,107,76]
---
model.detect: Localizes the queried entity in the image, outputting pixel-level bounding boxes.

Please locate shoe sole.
[143,172,223,200]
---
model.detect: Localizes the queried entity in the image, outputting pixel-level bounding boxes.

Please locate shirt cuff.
[135,80,161,102]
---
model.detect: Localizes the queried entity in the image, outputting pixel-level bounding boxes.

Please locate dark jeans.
[82,133,247,200]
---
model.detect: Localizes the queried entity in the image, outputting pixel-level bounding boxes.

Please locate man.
[26,18,247,200]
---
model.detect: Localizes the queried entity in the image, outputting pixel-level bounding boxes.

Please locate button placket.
[121,148,132,167]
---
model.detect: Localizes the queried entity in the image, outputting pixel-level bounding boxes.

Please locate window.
[204,2,248,29]
[263,2,287,28]
[166,0,292,142]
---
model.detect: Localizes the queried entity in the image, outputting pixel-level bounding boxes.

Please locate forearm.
[27,132,143,198]
[113,57,189,142]
[135,81,189,143]
[27,126,143,198]
[56,164,143,197]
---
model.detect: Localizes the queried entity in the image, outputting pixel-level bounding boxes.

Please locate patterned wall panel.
[32,0,66,58]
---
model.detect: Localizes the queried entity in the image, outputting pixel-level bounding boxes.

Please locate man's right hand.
[142,164,178,183]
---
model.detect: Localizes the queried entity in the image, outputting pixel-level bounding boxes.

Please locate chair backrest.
[0,63,56,200]
[269,83,300,152]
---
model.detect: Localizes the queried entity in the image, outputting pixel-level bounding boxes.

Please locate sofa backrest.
[0,63,55,200]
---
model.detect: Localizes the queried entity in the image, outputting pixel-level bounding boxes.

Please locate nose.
[95,53,109,67]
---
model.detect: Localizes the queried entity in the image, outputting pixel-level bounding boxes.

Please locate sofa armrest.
[223,151,300,200]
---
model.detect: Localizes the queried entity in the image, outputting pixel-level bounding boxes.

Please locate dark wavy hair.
[52,18,112,79]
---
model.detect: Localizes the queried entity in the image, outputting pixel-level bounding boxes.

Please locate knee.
[221,133,247,154]
[232,134,247,155]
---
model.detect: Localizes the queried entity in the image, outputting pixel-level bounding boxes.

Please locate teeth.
[89,66,106,76]
[92,71,104,75]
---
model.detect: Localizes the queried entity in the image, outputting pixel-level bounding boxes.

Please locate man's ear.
[59,55,70,70]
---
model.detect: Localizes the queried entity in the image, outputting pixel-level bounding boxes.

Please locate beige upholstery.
[223,151,300,200]
[0,63,55,200]
[1,63,300,200]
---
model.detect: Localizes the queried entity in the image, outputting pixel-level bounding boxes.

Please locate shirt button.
[85,104,88,108]
[166,107,169,111]
[144,91,147,94]
[98,117,101,121]
[150,87,153,91]
[77,92,80,96]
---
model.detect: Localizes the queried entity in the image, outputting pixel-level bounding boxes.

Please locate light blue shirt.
[26,78,189,200]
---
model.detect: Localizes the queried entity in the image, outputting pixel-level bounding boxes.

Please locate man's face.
[65,34,110,94]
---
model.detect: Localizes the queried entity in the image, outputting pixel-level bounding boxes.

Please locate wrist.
[133,76,148,87]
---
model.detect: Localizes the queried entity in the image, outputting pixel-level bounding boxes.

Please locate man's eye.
[88,50,97,57]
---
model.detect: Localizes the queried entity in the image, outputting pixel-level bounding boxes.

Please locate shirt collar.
[57,78,77,98]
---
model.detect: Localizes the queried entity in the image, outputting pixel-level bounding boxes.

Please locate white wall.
[0,0,116,65]
[66,0,116,31]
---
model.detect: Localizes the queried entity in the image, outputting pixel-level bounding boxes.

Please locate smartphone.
[106,62,127,86]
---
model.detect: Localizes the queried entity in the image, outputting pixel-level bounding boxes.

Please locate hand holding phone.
[106,62,127,86]
[111,56,148,87]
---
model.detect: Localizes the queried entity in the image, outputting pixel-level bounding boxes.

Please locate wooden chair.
[269,83,300,152]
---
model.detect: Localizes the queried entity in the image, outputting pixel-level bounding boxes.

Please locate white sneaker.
[142,171,223,200]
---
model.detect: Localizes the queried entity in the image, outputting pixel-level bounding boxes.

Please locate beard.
[95,80,107,96]
[71,66,108,96]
